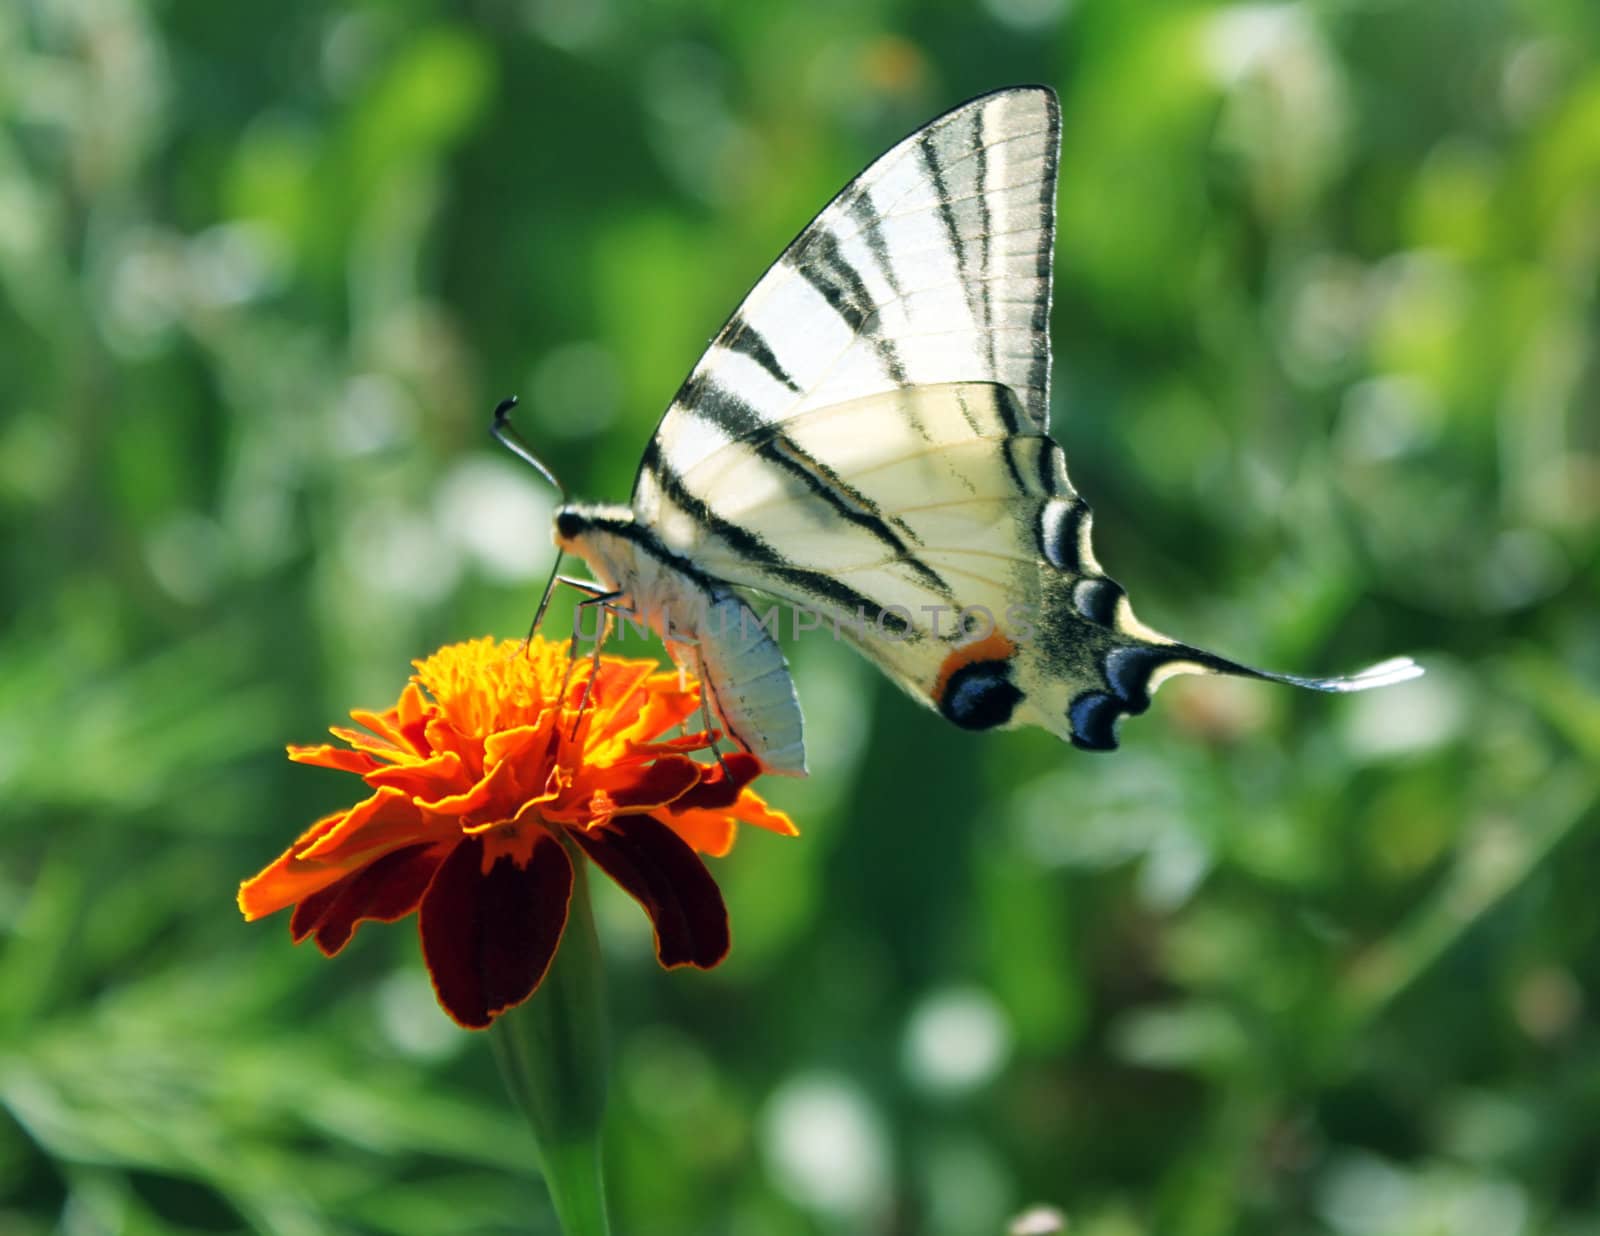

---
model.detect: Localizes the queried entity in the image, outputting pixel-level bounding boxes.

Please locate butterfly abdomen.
[554,507,810,776]
[685,593,808,776]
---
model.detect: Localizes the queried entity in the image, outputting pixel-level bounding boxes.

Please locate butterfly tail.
[1045,630,1423,753]
[1198,653,1425,694]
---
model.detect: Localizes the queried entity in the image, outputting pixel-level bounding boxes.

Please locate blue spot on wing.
[940,661,1022,731]
[1104,645,1176,714]
[1068,691,1121,751]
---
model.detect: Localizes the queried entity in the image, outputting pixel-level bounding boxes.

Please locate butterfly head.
[551,503,633,554]
[548,502,642,599]
[553,505,589,545]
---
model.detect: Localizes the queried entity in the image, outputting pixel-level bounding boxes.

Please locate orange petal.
[287,744,385,776]
[656,808,737,857]
[728,790,798,838]
[240,788,450,920]
[394,681,431,731]
[296,787,442,866]
[237,807,347,919]
[483,722,552,771]
[350,688,430,753]
[626,730,718,759]
[577,661,660,739]
[422,731,548,819]
[420,714,481,771]
[366,750,471,799]
[664,754,798,838]
[609,690,702,751]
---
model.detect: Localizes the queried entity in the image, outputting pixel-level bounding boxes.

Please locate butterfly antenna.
[491,395,566,498]
[492,395,568,650]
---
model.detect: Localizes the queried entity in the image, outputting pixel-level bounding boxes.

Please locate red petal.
[592,754,702,812]
[667,753,760,812]
[571,816,729,970]
[289,843,443,955]
[418,832,573,1029]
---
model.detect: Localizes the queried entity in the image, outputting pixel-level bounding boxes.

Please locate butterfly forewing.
[634,86,1060,515]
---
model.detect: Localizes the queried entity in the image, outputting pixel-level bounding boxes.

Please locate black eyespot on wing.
[1037,497,1084,571]
[1104,645,1175,714]
[1072,577,1123,627]
[1067,691,1121,751]
[939,660,1023,731]
[1064,643,1183,749]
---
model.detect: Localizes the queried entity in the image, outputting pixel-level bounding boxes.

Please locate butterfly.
[496,85,1420,776]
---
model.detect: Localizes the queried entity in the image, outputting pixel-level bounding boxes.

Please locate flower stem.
[490,849,612,1236]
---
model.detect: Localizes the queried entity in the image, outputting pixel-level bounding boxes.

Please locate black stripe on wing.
[789,231,909,386]
[972,105,997,378]
[919,127,968,299]
[640,439,915,634]
[847,192,904,300]
[1036,495,1087,573]
[629,87,1062,507]
[673,373,950,597]
[1026,101,1060,416]
[723,316,802,394]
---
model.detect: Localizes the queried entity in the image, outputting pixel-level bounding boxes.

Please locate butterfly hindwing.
[645,381,1221,749]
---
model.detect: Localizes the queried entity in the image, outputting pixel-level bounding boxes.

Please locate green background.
[4,0,1599,1233]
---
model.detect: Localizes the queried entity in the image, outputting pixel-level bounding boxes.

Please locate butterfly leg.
[662,626,699,707]
[559,583,622,717]
[688,643,732,780]
[524,574,614,655]
[569,594,652,740]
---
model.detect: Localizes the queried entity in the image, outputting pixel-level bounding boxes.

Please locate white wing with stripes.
[640,380,1419,749]
[633,86,1059,512]
[554,85,1420,763]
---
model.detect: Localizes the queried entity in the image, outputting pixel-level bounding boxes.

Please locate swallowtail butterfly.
[499,86,1420,775]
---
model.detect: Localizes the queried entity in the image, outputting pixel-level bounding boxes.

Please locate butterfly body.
[554,504,809,775]
[540,86,1419,775]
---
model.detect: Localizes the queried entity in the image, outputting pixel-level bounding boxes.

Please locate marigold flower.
[239,636,797,1028]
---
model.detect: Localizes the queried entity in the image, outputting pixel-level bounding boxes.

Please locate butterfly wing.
[633,84,1060,666]
[634,86,1059,504]
[628,86,1418,751]
[652,381,1418,748]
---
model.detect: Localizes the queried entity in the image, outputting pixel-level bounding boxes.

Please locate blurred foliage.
[2,0,1599,1233]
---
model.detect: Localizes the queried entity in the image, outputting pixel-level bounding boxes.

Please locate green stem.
[489,848,612,1236]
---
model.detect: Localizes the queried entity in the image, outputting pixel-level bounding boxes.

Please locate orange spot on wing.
[932,630,1016,703]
